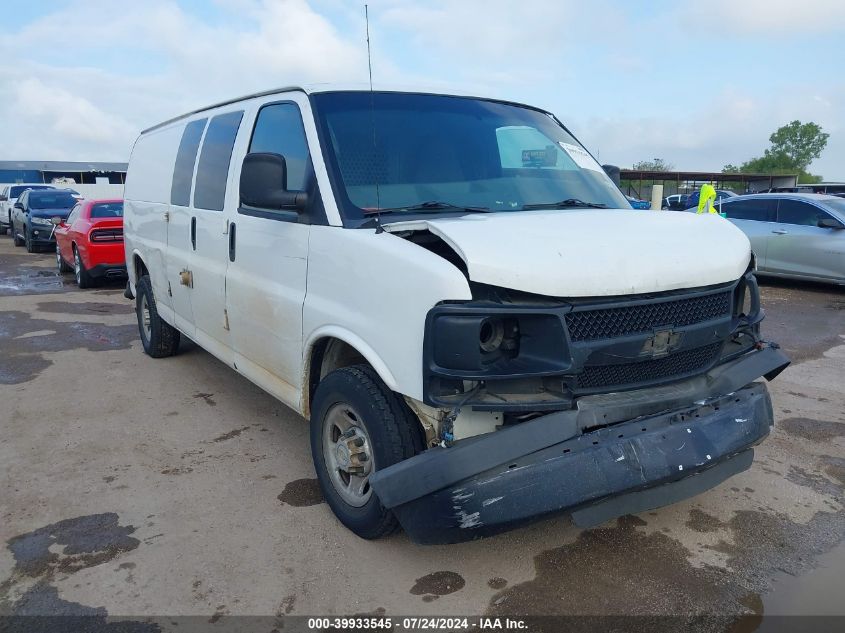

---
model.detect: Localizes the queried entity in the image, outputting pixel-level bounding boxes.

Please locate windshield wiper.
[363,201,490,215]
[520,198,608,210]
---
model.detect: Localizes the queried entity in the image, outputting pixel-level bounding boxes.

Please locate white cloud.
[682,0,845,33]
[11,78,134,146]
[0,0,843,181]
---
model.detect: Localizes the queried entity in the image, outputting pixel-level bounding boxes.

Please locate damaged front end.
[369,269,790,544]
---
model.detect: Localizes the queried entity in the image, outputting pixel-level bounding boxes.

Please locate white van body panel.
[384,210,751,297]
[124,125,184,308]
[303,226,472,402]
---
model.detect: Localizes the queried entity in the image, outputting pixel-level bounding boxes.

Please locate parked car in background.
[10,189,77,252]
[714,193,845,285]
[55,199,126,288]
[662,193,689,210]
[625,194,651,210]
[684,189,737,211]
[0,184,55,233]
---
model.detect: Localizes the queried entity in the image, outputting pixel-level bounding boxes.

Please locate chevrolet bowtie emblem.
[642,329,683,358]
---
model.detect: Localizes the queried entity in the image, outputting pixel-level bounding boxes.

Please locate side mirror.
[51,216,63,226]
[819,217,844,229]
[13,202,23,210]
[239,152,308,212]
[0,195,7,202]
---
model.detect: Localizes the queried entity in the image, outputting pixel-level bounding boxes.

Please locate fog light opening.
[479,318,505,352]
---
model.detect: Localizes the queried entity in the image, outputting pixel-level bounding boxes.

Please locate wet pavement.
[0,234,842,630]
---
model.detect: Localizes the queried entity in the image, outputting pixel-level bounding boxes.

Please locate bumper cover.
[371,346,788,544]
[88,263,127,279]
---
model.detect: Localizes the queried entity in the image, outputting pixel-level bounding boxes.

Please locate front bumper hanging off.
[370,346,789,544]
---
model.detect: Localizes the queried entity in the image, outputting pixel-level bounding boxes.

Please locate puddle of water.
[759,541,845,619]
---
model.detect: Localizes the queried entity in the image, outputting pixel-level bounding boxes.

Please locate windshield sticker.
[558,142,603,172]
[522,146,558,168]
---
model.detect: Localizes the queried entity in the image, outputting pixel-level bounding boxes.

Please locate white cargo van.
[124,87,790,543]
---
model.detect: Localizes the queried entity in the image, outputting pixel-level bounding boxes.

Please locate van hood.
[384,209,751,297]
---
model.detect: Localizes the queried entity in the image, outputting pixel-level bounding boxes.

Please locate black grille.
[576,342,723,391]
[565,291,732,342]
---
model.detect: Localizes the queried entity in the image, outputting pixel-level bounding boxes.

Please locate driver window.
[249,103,311,192]
[67,204,81,224]
[776,199,826,226]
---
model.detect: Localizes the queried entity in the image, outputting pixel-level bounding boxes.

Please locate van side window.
[171,118,207,207]
[249,103,310,191]
[194,111,244,211]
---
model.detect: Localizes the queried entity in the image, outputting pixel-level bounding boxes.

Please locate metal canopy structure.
[620,169,798,199]
[0,160,128,185]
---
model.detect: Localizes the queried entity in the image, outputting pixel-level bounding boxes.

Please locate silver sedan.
[690,193,845,286]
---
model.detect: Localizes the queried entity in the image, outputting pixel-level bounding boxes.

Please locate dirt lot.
[0,234,843,630]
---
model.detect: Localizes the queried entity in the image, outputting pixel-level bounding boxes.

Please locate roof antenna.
[365,3,383,233]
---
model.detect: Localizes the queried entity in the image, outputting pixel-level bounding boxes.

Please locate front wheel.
[135,274,180,358]
[24,226,35,253]
[11,221,23,247]
[310,365,424,539]
[56,245,72,273]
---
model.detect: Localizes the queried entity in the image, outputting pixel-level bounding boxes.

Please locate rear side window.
[171,119,207,206]
[722,198,776,222]
[776,199,827,226]
[90,202,124,218]
[194,111,244,211]
[249,103,310,191]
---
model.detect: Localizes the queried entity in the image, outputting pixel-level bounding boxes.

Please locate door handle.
[190,217,196,250]
[228,222,236,262]
[771,229,788,234]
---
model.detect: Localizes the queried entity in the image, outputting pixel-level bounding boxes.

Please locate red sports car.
[55,199,126,288]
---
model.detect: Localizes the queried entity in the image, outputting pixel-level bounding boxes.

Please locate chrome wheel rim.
[322,403,374,507]
[73,251,81,285]
[140,293,152,341]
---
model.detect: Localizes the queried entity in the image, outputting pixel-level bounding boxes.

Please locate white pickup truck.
[123,86,790,543]
[0,184,55,234]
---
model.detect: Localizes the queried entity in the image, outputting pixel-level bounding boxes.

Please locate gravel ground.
[0,234,842,631]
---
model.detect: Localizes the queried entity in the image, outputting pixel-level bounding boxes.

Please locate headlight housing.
[426,307,570,377]
[31,216,52,226]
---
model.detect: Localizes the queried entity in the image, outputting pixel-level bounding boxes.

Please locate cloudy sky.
[1,0,843,177]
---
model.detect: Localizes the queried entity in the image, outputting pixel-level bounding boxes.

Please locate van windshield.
[311,91,629,224]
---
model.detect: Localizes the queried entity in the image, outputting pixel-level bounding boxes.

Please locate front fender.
[303,325,400,393]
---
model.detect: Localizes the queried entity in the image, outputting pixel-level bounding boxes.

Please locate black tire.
[24,226,34,253]
[12,221,23,247]
[135,274,180,358]
[73,246,94,288]
[310,365,424,539]
[56,245,72,273]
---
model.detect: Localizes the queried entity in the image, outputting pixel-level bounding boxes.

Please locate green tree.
[722,120,829,181]
[633,158,674,171]
[767,120,829,172]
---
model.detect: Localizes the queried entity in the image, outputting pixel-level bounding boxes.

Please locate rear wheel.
[73,246,94,288]
[310,365,424,539]
[135,274,180,358]
[56,245,72,273]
